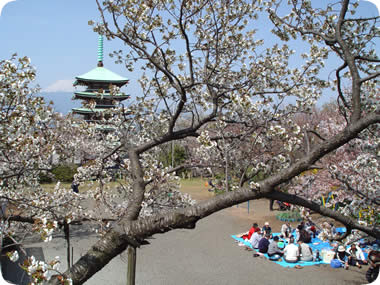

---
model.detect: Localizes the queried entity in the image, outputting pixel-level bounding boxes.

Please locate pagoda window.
[97,99,114,106]
[86,82,111,93]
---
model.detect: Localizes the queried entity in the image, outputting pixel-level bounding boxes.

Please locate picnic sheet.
[232,227,371,268]
[231,232,334,268]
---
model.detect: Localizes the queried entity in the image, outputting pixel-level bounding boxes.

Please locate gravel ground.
[132,206,369,285]
[25,198,371,285]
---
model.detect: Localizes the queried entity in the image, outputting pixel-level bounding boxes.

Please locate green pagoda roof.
[72,107,109,114]
[74,67,129,85]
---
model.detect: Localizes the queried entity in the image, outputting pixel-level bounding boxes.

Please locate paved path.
[29,201,370,285]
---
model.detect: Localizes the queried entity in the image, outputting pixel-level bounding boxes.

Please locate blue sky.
[0,0,137,93]
[0,0,379,105]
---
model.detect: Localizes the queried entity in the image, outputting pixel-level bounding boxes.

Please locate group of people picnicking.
[334,243,368,269]
[238,220,370,269]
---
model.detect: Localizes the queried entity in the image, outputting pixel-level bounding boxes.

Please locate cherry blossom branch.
[360,71,380,84]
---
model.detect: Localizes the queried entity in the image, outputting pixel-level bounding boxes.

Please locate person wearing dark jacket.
[258,234,271,253]
[335,245,350,269]
[262,222,272,236]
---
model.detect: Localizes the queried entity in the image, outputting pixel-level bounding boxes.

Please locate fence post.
[126,246,136,285]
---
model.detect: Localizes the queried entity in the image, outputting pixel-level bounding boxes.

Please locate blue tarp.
[232,226,374,268]
[231,230,343,268]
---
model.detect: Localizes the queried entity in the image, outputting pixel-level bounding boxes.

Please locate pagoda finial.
[97,35,104,67]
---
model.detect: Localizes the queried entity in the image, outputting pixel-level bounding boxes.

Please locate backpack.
[330,259,342,268]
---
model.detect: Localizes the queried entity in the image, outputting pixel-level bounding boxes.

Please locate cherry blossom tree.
[289,102,379,225]
[0,0,379,284]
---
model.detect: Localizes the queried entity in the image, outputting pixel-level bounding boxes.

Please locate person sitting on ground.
[241,223,260,240]
[295,225,301,242]
[298,239,313,261]
[335,245,350,269]
[305,218,318,238]
[301,228,312,243]
[284,236,299,263]
[296,224,312,243]
[347,243,367,267]
[318,221,333,241]
[306,226,318,238]
[268,236,284,261]
[308,225,317,238]
[298,220,314,239]
[258,234,271,254]
[262,222,272,236]
[249,229,262,249]
[281,222,292,239]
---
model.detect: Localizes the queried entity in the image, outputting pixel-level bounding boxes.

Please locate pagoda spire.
[72,35,129,125]
[97,35,104,67]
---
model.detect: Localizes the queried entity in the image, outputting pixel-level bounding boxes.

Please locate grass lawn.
[179,178,214,201]
[179,177,206,189]
[41,177,213,201]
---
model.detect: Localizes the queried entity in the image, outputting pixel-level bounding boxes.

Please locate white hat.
[265,222,269,226]
[338,245,346,252]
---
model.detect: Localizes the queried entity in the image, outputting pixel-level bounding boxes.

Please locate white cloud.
[364,0,380,13]
[43,79,75,93]
[0,0,16,17]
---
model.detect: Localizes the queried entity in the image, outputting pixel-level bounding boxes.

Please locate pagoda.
[72,36,129,122]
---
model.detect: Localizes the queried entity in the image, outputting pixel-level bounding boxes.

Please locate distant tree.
[158,143,187,169]
[289,102,379,226]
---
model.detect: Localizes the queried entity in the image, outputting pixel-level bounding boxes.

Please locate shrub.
[52,164,78,183]
[39,164,78,184]
[39,171,54,184]
[276,211,302,222]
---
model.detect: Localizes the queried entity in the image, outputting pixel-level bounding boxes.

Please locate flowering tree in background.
[0,0,379,284]
[290,102,379,226]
